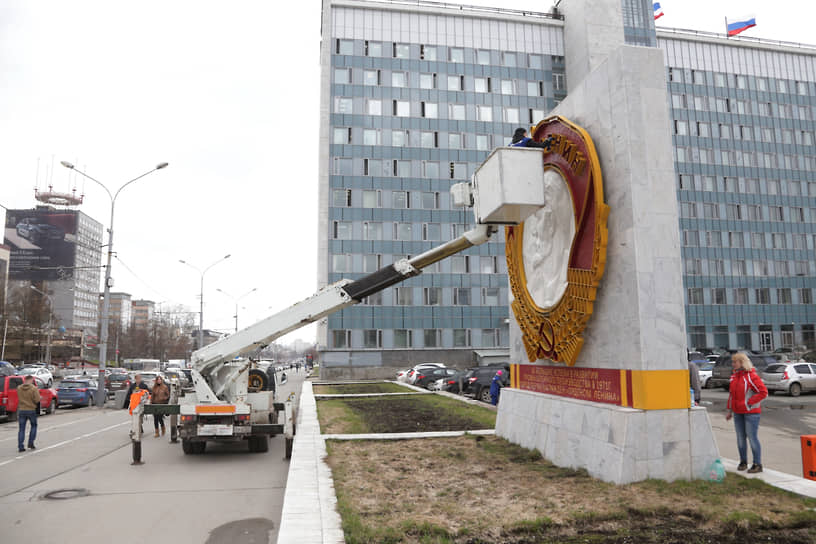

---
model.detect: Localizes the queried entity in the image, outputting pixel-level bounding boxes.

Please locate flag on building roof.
[653,2,664,20]
[726,15,757,37]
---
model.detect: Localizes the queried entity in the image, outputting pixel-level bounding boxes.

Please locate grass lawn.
[314,382,415,395]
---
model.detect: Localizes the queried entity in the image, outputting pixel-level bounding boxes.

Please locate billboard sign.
[4,209,78,281]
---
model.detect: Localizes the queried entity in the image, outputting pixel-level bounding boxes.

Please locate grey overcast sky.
[1,0,812,344]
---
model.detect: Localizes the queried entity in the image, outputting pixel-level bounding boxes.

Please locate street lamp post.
[216,287,257,333]
[179,255,231,349]
[30,285,53,365]
[60,160,168,406]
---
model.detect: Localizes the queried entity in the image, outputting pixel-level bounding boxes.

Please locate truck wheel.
[182,439,194,455]
[193,441,206,454]
[285,437,293,460]
[248,435,268,453]
[248,369,269,391]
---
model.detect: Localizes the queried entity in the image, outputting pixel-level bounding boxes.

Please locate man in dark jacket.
[17,375,41,452]
[511,128,554,149]
[489,370,504,406]
[124,374,150,409]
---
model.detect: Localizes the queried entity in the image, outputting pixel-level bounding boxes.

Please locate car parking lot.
[396,363,510,404]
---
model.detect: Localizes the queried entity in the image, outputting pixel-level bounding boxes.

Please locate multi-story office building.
[102,292,132,330]
[131,299,155,329]
[318,0,816,375]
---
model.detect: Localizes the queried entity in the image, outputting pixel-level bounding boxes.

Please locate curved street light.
[60,160,169,406]
[179,255,231,349]
[216,287,258,333]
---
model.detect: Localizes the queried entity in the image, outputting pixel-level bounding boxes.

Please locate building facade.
[103,292,132,331]
[318,0,816,374]
[131,299,155,329]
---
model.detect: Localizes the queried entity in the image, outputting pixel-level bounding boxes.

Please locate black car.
[462,365,510,403]
[414,367,459,389]
[438,370,469,394]
[709,352,778,390]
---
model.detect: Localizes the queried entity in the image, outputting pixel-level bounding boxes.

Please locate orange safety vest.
[128,389,151,415]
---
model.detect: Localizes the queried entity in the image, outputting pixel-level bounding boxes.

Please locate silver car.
[762,362,816,397]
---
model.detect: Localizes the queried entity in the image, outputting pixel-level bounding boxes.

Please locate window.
[364,159,384,176]
[449,47,464,63]
[755,260,770,277]
[332,329,350,348]
[332,221,352,240]
[421,192,439,209]
[794,234,807,250]
[448,132,463,148]
[712,288,726,305]
[731,288,748,304]
[481,329,499,348]
[336,39,353,56]
[447,75,464,91]
[366,99,382,115]
[420,131,437,148]
[503,107,520,123]
[529,108,545,124]
[332,189,351,207]
[732,260,746,276]
[420,45,437,61]
[728,232,744,248]
[393,100,410,117]
[395,287,412,306]
[687,288,703,305]
[332,158,352,175]
[424,287,441,306]
[500,79,515,94]
[683,230,699,246]
[772,233,787,249]
[423,161,440,178]
[420,73,436,89]
[362,291,383,306]
[711,259,725,276]
[449,162,467,179]
[502,52,516,66]
[755,288,771,304]
[363,129,380,145]
[449,104,465,120]
[363,254,381,273]
[674,120,688,135]
[527,81,543,96]
[776,261,789,277]
[685,259,702,275]
[365,41,382,57]
[453,329,471,347]
[477,105,492,122]
[474,77,490,93]
[529,54,543,69]
[394,160,411,177]
[363,329,382,348]
[703,203,719,219]
[792,207,806,222]
[393,43,410,58]
[800,289,813,304]
[482,288,499,305]
[392,72,407,87]
[680,202,697,218]
[451,256,469,273]
[795,261,809,276]
[480,256,497,274]
[778,288,793,304]
[334,97,352,114]
[477,50,491,65]
[363,222,382,240]
[394,222,412,241]
[332,127,351,144]
[423,223,441,241]
[332,254,352,273]
[475,134,490,151]
[363,69,381,86]
[423,329,440,348]
[393,191,409,209]
[706,231,722,247]
[751,233,766,249]
[421,102,438,118]
[334,68,351,85]
[552,73,565,91]
[454,288,471,305]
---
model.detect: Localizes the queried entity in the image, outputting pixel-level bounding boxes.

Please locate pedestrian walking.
[689,360,701,405]
[17,375,40,452]
[726,352,768,473]
[489,370,504,406]
[151,376,170,437]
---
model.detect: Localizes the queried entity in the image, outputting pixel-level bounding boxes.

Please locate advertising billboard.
[4,208,78,281]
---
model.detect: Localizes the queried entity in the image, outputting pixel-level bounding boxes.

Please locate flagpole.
[725,17,728,38]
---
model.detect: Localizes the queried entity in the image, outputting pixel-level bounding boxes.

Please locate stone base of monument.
[495,388,720,484]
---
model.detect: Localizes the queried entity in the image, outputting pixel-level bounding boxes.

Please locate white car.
[395,369,410,382]
[697,361,714,389]
[19,366,54,387]
[407,363,446,385]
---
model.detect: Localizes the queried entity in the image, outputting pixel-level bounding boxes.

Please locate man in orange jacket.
[725,352,768,473]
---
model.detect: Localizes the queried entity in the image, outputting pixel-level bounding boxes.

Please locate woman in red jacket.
[725,352,768,473]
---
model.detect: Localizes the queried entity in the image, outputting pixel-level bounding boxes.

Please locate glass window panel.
[392,72,407,87]
[423,161,439,178]
[477,105,492,121]
[363,254,381,273]
[393,191,408,209]
[423,330,440,347]
[394,100,410,117]
[454,288,471,305]
[483,288,499,306]
[394,330,412,348]
[364,70,380,86]
[424,287,441,305]
[501,79,514,94]
[421,131,436,148]
[422,102,438,118]
[449,48,464,62]
[365,41,382,57]
[423,223,441,241]
[394,43,410,58]
[420,73,436,89]
[421,45,436,60]
[476,134,490,150]
[529,54,542,69]
[334,68,350,84]
[449,104,465,120]
[363,222,382,240]
[477,50,490,65]
[448,133,462,148]
[475,77,489,93]
[332,254,351,272]
[447,75,462,91]
[366,99,382,115]
[396,287,412,305]
[334,97,352,113]
[363,129,380,145]
[333,127,350,144]
[363,329,380,348]
[421,192,438,209]
[502,52,516,66]
[395,222,412,240]
[504,107,519,123]
[333,158,352,175]
[337,40,353,56]
[453,329,470,347]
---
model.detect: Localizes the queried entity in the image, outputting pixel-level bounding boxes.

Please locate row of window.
[673,119,815,145]
[331,254,500,275]
[687,325,815,353]
[678,175,816,196]
[332,188,442,209]
[680,203,816,222]
[332,127,517,150]
[331,327,501,349]
[353,286,502,307]
[675,146,816,171]
[334,38,561,69]
[332,157,473,179]
[683,257,811,277]
[687,287,812,305]
[333,96,549,122]
[333,68,564,94]
[671,93,814,119]
[683,231,816,251]
[668,67,815,96]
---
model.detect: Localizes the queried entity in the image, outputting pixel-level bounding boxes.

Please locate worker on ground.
[511,127,554,150]
[17,375,41,452]
[490,370,504,406]
[151,376,170,437]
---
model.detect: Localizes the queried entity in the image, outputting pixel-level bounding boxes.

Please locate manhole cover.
[41,488,90,500]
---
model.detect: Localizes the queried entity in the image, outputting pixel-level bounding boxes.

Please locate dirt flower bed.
[313,382,415,395]
[326,435,816,543]
[317,395,496,434]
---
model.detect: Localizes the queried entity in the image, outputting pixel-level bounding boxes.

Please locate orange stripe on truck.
[195,405,236,414]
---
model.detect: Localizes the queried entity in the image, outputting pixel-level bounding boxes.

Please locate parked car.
[164,368,190,388]
[696,361,714,388]
[57,379,98,407]
[395,369,410,382]
[414,368,459,389]
[0,375,59,419]
[709,352,778,390]
[406,363,446,385]
[18,366,53,387]
[434,370,469,394]
[0,361,15,377]
[762,362,816,397]
[137,371,164,389]
[463,365,510,403]
[105,373,132,397]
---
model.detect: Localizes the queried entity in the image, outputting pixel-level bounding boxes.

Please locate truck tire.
[182,439,194,455]
[193,441,206,454]
[248,369,268,391]
[248,435,268,453]
[285,437,293,460]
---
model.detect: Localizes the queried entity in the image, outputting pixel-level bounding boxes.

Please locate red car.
[0,375,59,419]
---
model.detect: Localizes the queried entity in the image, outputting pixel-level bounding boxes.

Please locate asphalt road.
[700,387,816,477]
[0,368,307,544]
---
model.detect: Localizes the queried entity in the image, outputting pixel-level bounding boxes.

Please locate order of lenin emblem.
[506,116,609,366]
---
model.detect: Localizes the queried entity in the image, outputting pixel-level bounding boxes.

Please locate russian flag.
[726,15,756,37]
[653,2,664,20]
